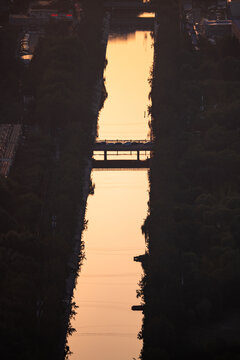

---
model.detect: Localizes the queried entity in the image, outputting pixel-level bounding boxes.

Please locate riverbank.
[140,0,240,359]
[62,12,110,358]
[66,15,154,360]
[0,3,109,359]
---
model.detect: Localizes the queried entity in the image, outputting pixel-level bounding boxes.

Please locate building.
[29,1,72,22]
[29,8,58,20]
[202,18,232,38]
[9,10,73,26]
[9,14,31,26]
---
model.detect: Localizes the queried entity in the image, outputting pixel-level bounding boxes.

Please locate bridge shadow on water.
[92,159,150,169]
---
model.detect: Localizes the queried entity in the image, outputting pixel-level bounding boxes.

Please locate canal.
[68,26,153,360]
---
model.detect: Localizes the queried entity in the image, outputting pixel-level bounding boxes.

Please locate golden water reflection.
[69,30,153,359]
[69,171,149,360]
[98,31,153,140]
[138,12,155,18]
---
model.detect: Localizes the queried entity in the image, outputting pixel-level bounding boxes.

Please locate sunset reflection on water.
[98,31,152,140]
[69,30,153,360]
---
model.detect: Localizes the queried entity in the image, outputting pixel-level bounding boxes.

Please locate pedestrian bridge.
[111,16,154,31]
[93,139,154,168]
[104,1,154,12]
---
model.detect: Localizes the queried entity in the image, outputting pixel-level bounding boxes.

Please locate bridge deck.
[94,140,154,152]
[111,16,154,30]
[104,1,153,11]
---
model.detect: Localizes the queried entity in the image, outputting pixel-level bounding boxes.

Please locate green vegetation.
[0,3,106,359]
[140,0,240,359]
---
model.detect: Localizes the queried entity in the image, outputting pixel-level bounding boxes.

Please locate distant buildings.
[9,0,73,27]
[202,18,232,38]
[183,0,237,46]
[29,7,73,22]
[9,12,73,26]
[9,14,31,26]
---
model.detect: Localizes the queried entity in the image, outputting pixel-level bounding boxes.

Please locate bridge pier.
[104,150,107,161]
[93,140,154,163]
[137,150,140,161]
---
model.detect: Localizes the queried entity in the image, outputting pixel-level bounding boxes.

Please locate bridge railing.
[95,139,152,144]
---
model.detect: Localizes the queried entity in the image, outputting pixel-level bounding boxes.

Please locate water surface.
[69,29,153,360]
